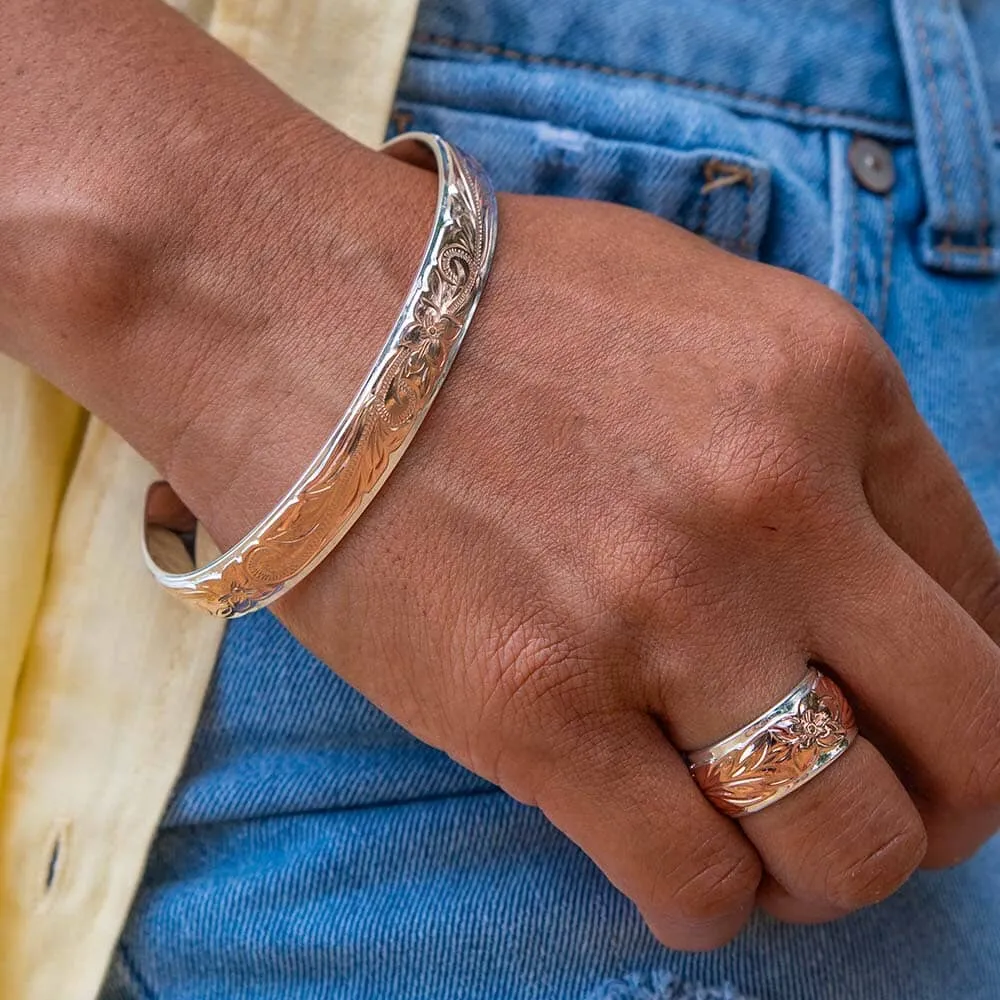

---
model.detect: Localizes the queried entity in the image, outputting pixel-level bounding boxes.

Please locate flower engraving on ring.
[689,672,857,818]
[771,697,844,753]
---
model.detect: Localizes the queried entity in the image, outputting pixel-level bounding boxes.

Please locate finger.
[916,795,1000,868]
[741,736,925,911]
[757,875,850,924]
[534,709,760,951]
[654,646,926,917]
[863,404,1000,643]
[810,523,1000,867]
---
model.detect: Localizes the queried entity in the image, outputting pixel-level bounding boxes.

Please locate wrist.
[0,0,440,545]
[1,119,437,543]
[160,132,440,543]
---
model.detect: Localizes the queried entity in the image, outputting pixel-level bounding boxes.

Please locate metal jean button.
[848,137,896,194]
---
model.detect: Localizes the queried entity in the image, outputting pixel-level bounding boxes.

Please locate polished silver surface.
[142,132,499,617]
[688,668,859,817]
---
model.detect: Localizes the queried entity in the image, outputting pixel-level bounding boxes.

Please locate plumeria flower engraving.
[771,696,843,751]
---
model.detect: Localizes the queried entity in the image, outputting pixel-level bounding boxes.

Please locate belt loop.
[890,0,998,275]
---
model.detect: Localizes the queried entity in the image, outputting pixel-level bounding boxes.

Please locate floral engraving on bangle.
[690,672,857,818]
[177,145,491,618]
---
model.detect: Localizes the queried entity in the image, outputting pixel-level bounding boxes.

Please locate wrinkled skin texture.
[274,192,1000,947]
[3,0,1000,954]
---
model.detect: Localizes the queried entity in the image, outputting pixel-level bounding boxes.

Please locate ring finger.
[652,643,927,918]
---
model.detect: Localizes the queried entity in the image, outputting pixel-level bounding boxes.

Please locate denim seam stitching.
[943,0,991,247]
[411,32,1000,139]
[930,240,998,255]
[878,193,895,333]
[914,4,958,255]
[848,184,861,306]
[411,33,916,127]
[117,941,158,1000]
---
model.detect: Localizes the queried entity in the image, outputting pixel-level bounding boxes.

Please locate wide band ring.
[142,132,498,617]
[687,668,858,818]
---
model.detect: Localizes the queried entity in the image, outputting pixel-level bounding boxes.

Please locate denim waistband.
[412,0,1000,142]
[412,0,1000,271]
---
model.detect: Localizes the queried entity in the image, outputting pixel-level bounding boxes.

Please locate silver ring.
[687,668,859,817]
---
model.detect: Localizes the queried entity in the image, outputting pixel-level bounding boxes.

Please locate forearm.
[0,0,434,535]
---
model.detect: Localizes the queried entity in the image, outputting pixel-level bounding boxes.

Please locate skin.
[3,0,1000,952]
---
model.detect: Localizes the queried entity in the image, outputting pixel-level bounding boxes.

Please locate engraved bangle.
[142,131,498,617]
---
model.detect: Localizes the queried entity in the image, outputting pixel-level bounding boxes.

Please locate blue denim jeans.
[102,1,1000,998]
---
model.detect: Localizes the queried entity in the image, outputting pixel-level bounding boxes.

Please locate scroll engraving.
[154,140,494,618]
[690,673,857,818]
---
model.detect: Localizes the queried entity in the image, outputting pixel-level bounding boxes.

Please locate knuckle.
[948,729,1000,812]
[921,809,1000,868]
[810,305,875,371]
[970,555,1000,645]
[663,834,761,923]
[701,423,832,533]
[817,312,910,417]
[933,663,1000,812]
[823,818,926,909]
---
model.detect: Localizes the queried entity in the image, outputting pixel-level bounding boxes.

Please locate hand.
[4,0,1000,953]
[262,187,1000,948]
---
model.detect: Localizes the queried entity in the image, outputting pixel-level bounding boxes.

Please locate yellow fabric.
[0,364,83,782]
[209,0,414,147]
[0,424,226,998]
[0,1,418,996]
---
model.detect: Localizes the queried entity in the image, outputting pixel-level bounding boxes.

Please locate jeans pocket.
[389,100,772,261]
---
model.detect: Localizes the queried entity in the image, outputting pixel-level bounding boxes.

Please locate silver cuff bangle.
[142,131,499,617]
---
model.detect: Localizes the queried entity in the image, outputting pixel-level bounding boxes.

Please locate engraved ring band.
[687,668,859,818]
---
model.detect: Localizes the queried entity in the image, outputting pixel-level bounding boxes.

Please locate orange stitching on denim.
[411,33,918,131]
[877,194,895,333]
[700,160,754,194]
[412,33,1000,141]
[391,108,415,134]
[942,1,991,248]
[931,240,994,257]
[696,160,758,256]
